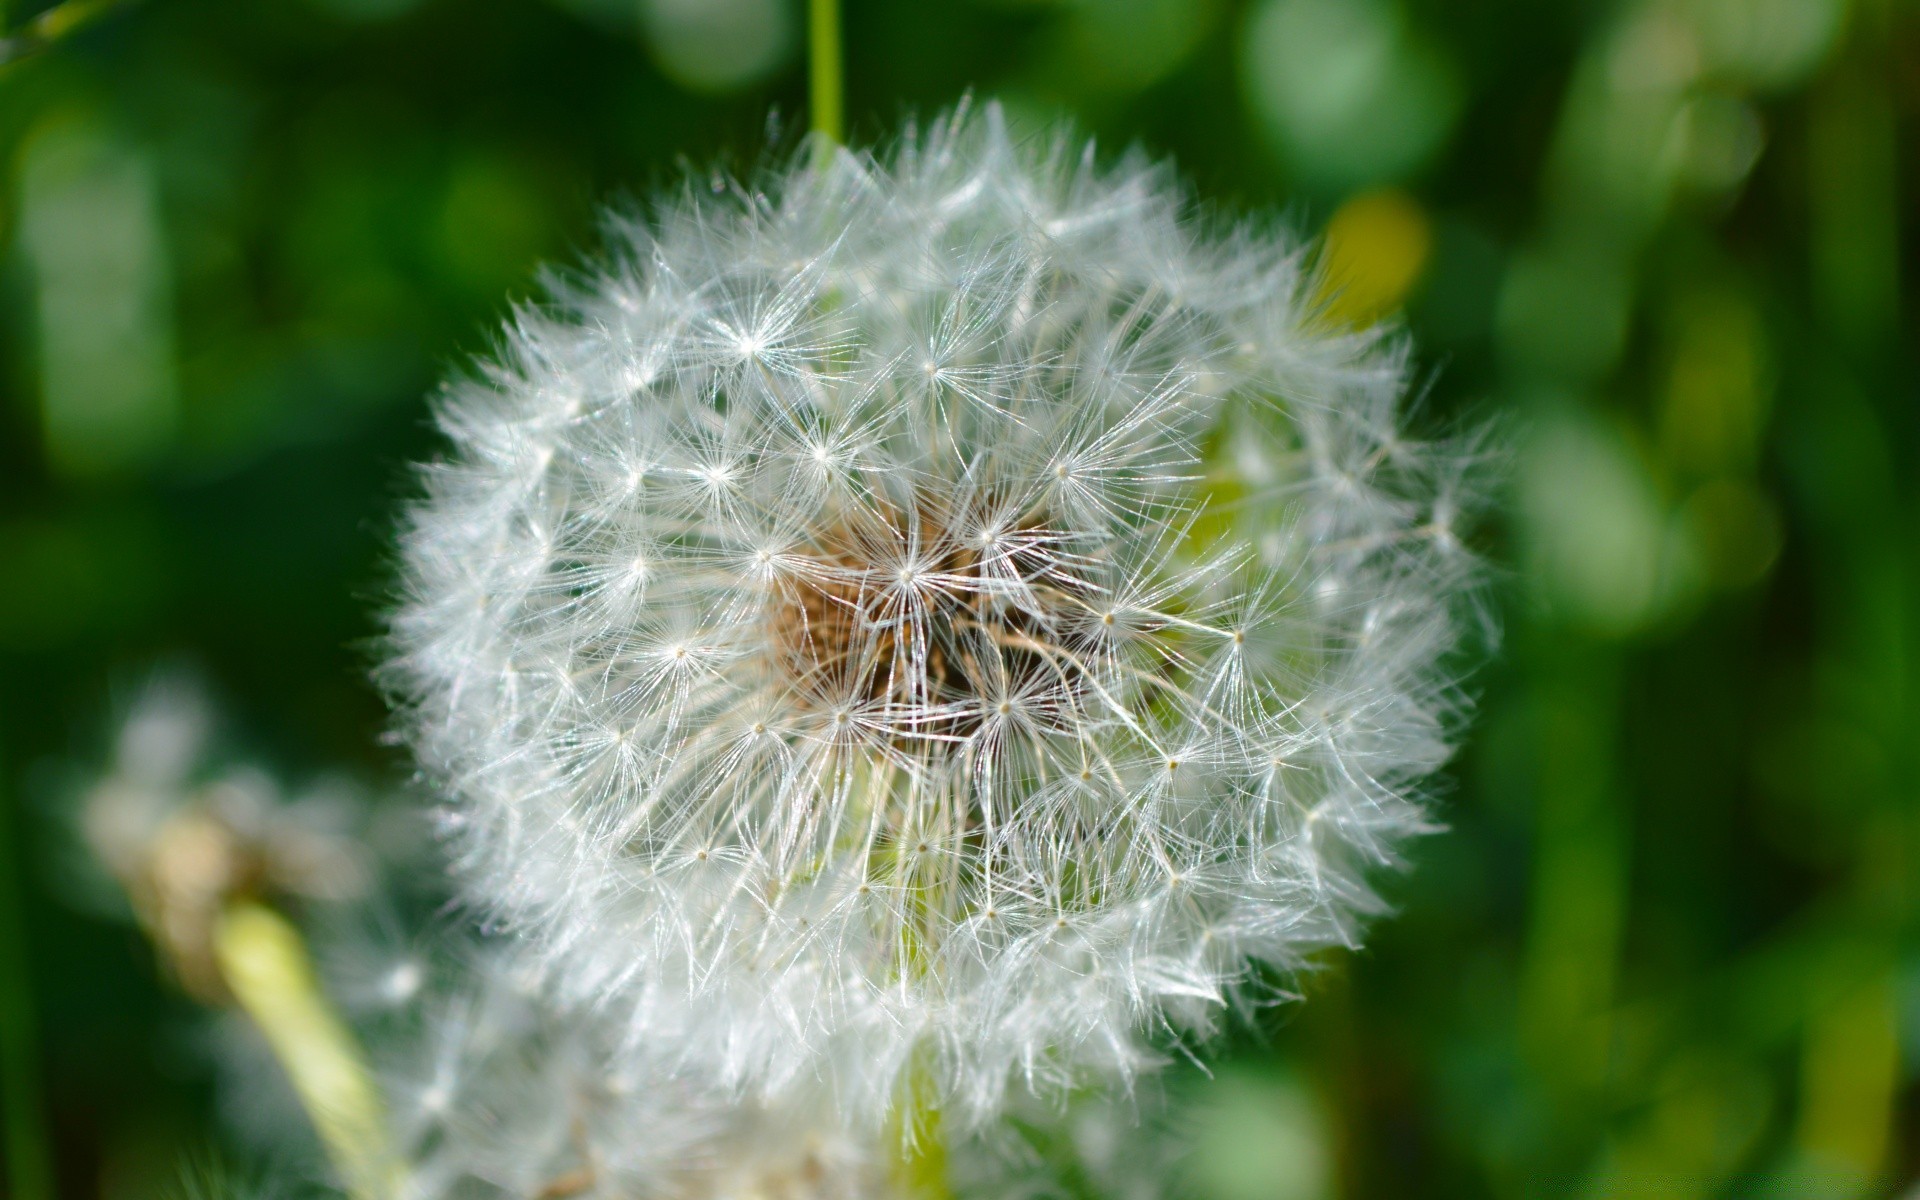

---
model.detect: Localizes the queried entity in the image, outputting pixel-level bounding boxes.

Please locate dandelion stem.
[808,0,843,148]
[213,902,401,1200]
[888,1052,952,1200]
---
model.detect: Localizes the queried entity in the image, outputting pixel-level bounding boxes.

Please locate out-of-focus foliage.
[0,0,1912,1197]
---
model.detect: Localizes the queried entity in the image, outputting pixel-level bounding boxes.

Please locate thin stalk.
[888,1051,952,1200]
[0,767,54,1200]
[213,902,401,1200]
[808,0,843,148]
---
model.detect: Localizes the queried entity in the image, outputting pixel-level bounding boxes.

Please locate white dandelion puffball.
[366,943,888,1200]
[387,102,1483,1124]
[343,933,1179,1200]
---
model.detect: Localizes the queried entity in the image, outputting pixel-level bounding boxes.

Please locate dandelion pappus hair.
[385,100,1487,1126]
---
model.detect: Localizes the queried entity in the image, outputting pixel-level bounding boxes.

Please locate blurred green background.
[0,0,1914,1195]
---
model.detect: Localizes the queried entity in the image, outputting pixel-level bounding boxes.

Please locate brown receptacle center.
[768,506,1091,741]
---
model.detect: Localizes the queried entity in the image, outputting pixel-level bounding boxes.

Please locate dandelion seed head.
[78,672,374,1004]
[386,102,1486,1126]
[375,942,892,1200]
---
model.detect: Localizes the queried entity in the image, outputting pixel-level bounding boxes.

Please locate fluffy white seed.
[386,101,1485,1126]
[374,945,888,1200]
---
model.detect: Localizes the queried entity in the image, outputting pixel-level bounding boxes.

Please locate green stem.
[213,903,402,1200]
[888,1052,952,1200]
[0,767,54,1200]
[808,0,843,149]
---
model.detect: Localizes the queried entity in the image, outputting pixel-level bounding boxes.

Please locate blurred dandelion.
[386,101,1487,1126]
[361,939,890,1200]
[316,924,1187,1200]
[70,675,397,1198]
[79,673,371,1001]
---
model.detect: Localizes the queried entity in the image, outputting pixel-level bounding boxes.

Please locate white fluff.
[386,100,1485,1126]
[369,944,887,1200]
